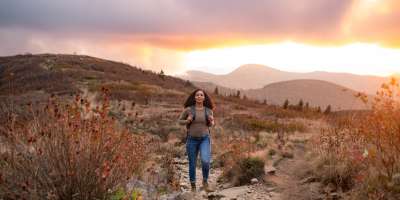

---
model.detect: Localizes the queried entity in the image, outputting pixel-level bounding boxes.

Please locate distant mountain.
[245,79,369,110]
[192,81,237,96]
[193,79,369,110]
[179,64,388,94]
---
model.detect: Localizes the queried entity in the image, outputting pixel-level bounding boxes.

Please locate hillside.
[192,79,369,110]
[2,54,394,200]
[245,79,369,110]
[0,54,194,105]
[192,81,237,96]
[179,64,388,94]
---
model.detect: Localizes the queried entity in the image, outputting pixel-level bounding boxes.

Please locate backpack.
[186,106,212,138]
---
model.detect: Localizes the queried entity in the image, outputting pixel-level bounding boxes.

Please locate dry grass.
[224,113,307,133]
[312,78,400,199]
[0,54,193,98]
[0,88,149,199]
[263,105,324,119]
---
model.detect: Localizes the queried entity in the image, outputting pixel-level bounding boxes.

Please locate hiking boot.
[190,182,196,192]
[202,180,213,192]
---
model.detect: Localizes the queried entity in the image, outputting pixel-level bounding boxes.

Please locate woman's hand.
[208,115,215,126]
[187,114,193,123]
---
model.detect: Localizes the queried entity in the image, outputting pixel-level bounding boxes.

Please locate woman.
[178,89,215,192]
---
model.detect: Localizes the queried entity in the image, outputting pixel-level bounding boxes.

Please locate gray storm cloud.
[0,0,353,36]
[1,0,399,72]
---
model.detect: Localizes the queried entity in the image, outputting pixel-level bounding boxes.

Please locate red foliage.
[0,88,149,199]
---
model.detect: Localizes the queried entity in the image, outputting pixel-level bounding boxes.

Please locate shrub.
[218,134,265,185]
[218,137,251,181]
[0,88,148,199]
[312,154,360,191]
[283,99,289,109]
[236,157,265,185]
[324,105,332,114]
[110,188,142,200]
[313,78,400,199]
[268,148,277,156]
[159,146,180,191]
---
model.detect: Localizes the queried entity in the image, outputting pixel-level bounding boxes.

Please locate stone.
[180,182,189,189]
[199,190,207,198]
[176,191,203,200]
[251,178,259,184]
[300,176,317,184]
[217,186,249,199]
[330,192,341,200]
[174,158,188,165]
[264,165,277,175]
[324,182,336,193]
[222,182,233,189]
[159,192,180,200]
[269,192,281,200]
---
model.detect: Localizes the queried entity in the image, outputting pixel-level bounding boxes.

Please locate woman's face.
[195,90,205,104]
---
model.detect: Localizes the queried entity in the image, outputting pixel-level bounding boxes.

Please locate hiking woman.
[178,89,215,192]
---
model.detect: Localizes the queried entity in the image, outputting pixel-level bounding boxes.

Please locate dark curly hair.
[183,89,215,110]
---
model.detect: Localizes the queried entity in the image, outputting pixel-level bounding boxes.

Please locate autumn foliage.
[0,88,148,199]
[315,78,400,199]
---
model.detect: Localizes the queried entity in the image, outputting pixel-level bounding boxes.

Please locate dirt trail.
[269,137,319,200]
[163,131,318,200]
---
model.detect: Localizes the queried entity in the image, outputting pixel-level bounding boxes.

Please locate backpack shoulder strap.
[190,106,196,120]
[205,107,212,134]
[204,107,209,123]
[186,106,196,129]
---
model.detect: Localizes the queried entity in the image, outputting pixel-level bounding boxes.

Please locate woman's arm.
[208,110,215,127]
[178,108,190,125]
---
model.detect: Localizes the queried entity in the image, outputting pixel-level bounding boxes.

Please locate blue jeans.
[186,134,211,183]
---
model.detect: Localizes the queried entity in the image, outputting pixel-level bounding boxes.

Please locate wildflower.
[362,148,368,158]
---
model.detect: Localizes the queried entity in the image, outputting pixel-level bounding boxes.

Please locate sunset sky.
[0,0,399,76]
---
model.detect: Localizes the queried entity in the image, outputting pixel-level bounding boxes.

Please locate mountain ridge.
[193,79,370,110]
[179,64,388,94]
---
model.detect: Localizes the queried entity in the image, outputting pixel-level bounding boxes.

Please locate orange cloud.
[1,0,399,56]
[343,0,400,47]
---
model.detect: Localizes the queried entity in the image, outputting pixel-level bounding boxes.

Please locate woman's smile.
[195,91,205,104]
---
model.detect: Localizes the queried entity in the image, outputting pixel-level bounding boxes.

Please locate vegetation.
[313,78,400,199]
[0,88,149,199]
[324,105,332,114]
[283,99,289,109]
[214,86,219,95]
[297,99,304,111]
[216,135,265,186]
[236,157,265,185]
[0,54,193,97]
[225,113,307,133]
[7,54,397,199]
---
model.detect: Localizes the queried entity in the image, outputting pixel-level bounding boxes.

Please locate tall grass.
[0,88,148,199]
[226,114,307,133]
[314,78,400,199]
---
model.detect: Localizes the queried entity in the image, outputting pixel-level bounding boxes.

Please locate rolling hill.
[179,64,388,94]
[192,79,370,110]
[0,54,371,111]
[245,79,369,110]
[0,54,194,105]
